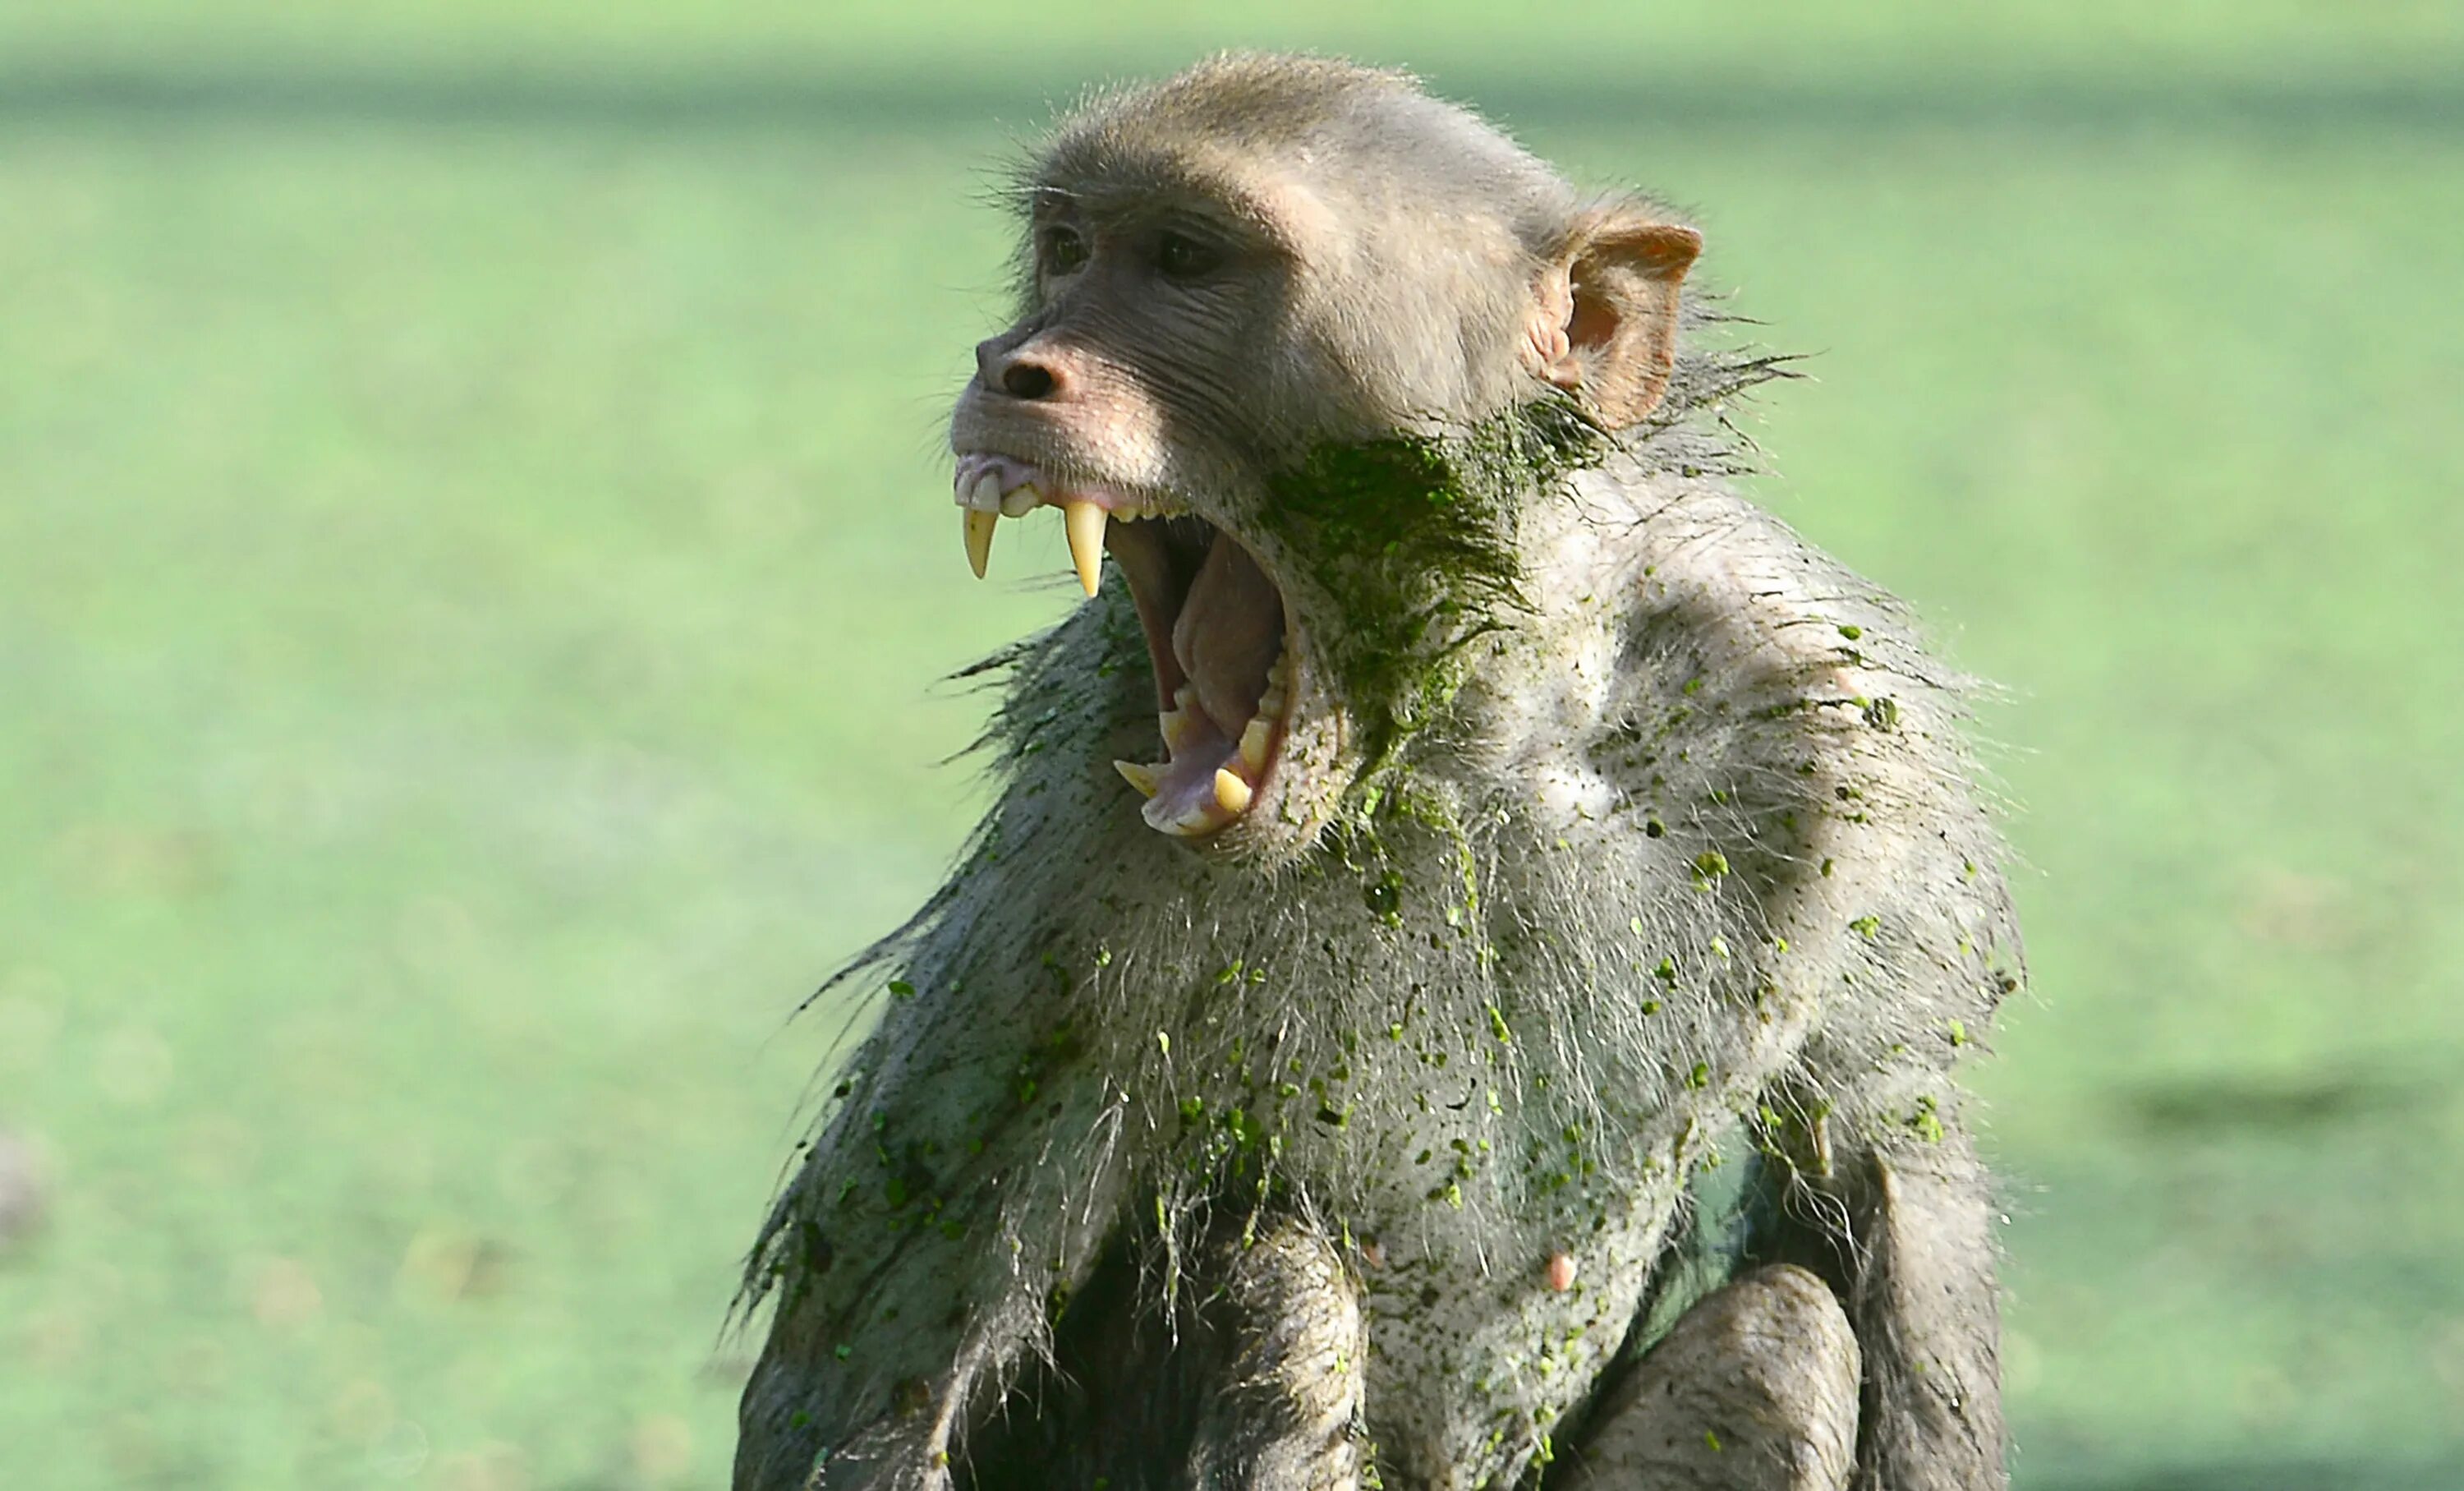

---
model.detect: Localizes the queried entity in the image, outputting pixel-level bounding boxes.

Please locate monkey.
[736,53,2022,1491]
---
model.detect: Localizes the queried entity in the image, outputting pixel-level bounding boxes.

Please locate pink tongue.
[1171,533,1281,734]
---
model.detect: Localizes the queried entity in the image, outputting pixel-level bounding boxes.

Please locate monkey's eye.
[1153,230,1221,279]
[1041,227,1089,276]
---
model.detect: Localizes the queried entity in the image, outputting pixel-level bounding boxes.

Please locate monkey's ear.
[1531,214,1702,427]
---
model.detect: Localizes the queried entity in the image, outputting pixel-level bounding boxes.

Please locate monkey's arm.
[1749,683,2014,1491]
[1740,697,2013,1490]
[1748,1111,2007,1491]
[1551,1139,1998,1491]
[1184,1219,1372,1489]
[1608,483,2016,1491]
[734,1049,1133,1491]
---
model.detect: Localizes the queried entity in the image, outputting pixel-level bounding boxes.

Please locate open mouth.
[954,453,1294,839]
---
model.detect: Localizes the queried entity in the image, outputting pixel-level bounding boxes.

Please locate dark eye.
[1041,227,1088,276]
[1154,230,1221,279]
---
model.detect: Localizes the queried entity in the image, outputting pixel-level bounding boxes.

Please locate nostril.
[1001,361,1059,400]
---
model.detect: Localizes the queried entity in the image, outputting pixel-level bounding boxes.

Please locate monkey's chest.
[1323,1115,1705,1489]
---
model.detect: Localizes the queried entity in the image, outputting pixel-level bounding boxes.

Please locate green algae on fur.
[1258,395,1608,793]
[742,277,2007,1491]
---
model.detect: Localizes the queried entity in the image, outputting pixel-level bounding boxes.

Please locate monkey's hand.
[1552,1265,1861,1491]
[1184,1220,1371,1489]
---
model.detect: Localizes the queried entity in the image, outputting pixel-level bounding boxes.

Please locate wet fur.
[736,54,2020,1491]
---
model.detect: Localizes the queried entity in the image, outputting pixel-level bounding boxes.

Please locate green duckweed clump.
[1259,395,1608,792]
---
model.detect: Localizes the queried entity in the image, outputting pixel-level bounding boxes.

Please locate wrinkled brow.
[1014,159,1299,253]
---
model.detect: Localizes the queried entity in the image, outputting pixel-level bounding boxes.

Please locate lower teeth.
[1124,642,1291,835]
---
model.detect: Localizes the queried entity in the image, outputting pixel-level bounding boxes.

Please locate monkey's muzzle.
[954,453,1296,838]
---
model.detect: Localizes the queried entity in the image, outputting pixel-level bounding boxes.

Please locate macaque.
[737,53,2021,1491]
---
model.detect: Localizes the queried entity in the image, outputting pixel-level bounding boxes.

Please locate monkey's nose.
[1002,361,1058,399]
[976,337,1067,401]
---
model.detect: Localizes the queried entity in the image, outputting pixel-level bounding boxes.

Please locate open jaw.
[954,452,1295,840]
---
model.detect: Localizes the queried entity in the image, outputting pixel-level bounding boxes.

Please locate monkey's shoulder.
[1578,481,2015,965]
[1585,485,1969,776]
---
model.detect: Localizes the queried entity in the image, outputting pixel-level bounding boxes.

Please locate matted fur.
[735,53,2020,1491]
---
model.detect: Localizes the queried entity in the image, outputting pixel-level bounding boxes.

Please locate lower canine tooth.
[1213,768,1253,814]
[1061,499,1107,596]
[1160,706,1198,752]
[1113,759,1161,798]
[963,509,997,578]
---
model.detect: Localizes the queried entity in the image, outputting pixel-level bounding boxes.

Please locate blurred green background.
[4,4,2462,1488]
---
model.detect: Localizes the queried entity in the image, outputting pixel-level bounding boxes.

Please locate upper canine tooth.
[963,508,997,579]
[967,471,1004,512]
[1061,499,1107,596]
[1212,768,1253,815]
[1113,759,1161,798]
[1000,482,1039,518]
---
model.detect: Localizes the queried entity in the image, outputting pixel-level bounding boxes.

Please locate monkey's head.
[949,55,1700,864]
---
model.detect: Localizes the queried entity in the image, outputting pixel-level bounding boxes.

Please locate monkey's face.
[946,127,1698,866]
[947,173,1342,860]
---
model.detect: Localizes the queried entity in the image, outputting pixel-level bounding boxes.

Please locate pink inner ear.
[1547,218,1700,426]
[1566,285,1620,355]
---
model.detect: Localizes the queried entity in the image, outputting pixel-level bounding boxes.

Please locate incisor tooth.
[1061,500,1106,596]
[1113,759,1161,798]
[1000,482,1039,518]
[1213,768,1253,814]
[963,508,997,579]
